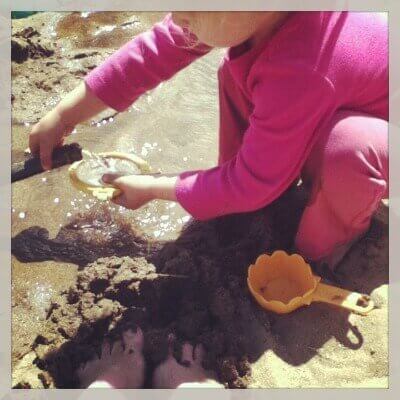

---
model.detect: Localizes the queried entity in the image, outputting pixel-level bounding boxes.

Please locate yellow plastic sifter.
[247,250,374,315]
[69,151,151,201]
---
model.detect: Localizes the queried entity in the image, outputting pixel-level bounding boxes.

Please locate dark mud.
[11,185,308,389]
[12,204,161,267]
[12,142,83,182]
[12,27,54,64]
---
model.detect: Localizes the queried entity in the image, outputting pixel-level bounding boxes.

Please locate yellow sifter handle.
[312,282,375,315]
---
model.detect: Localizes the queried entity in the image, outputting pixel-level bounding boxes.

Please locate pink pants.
[294,110,388,260]
[218,68,388,261]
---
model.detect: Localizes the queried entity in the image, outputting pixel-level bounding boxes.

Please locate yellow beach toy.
[247,250,374,315]
[69,151,151,201]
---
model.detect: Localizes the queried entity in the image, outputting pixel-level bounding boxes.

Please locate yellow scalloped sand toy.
[247,250,374,315]
[69,151,151,201]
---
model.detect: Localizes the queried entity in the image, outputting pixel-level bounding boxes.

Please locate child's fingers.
[28,133,40,155]
[111,193,128,208]
[40,143,53,170]
[102,173,126,187]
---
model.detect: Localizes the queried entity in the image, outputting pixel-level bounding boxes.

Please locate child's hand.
[102,173,178,209]
[29,82,109,170]
[29,109,75,170]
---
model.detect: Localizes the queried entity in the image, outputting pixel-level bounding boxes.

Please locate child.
[29,11,388,387]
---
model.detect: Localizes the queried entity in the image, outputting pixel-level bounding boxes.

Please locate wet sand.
[11,12,388,389]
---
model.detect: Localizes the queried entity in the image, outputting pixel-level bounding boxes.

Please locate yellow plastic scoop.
[69,151,150,201]
[247,250,374,315]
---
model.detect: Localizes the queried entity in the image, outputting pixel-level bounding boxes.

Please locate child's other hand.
[102,173,178,210]
[29,109,75,170]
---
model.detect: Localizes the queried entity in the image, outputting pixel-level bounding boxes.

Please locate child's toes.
[77,362,87,374]
[122,330,135,352]
[181,343,195,365]
[133,327,144,350]
[122,327,144,353]
[76,363,88,383]
[194,344,205,363]
[77,360,101,388]
[100,340,112,359]
[110,341,125,361]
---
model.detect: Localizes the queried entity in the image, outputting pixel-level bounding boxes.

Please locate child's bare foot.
[77,328,145,388]
[152,343,224,388]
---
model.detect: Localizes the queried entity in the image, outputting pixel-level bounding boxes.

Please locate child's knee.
[320,112,388,195]
[300,111,388,236]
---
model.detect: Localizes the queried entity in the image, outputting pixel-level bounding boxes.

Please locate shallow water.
[12,11,224,366]
[76,152,141,187]
[56,12,165,49]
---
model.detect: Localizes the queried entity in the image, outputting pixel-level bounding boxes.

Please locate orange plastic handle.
[312,282,374,315]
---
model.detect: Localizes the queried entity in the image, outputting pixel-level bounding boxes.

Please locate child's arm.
[84,13,211,112]
[102,63,336,218]
[29,13,211,170]
[173,65,336,220]
[101,174,177,209]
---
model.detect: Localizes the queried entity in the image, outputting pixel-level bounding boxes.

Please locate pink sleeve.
[84,13,212,111]
[175,64,336,220]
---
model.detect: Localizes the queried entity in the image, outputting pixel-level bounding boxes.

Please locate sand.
[11,191,388,389]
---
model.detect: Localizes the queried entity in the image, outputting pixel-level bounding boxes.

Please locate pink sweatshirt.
[85,12,388,220]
